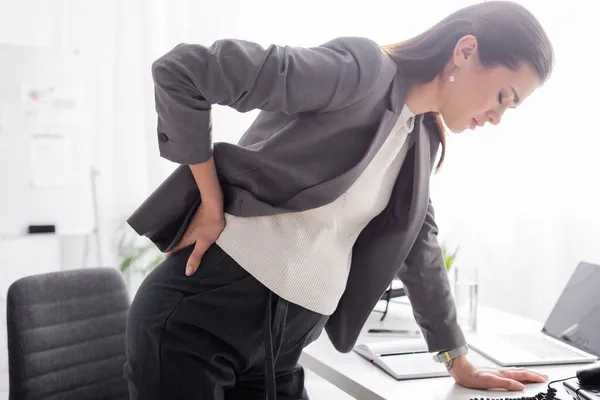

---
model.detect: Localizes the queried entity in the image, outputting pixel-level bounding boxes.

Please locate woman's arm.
[189,158,222,215]
[396,198,466,352]
[151,36,387,166]
[153,36,387,273]
[165,158,225,275]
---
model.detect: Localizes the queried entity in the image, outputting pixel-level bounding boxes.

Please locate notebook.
[354,339,496,380]
[353,339,449,380]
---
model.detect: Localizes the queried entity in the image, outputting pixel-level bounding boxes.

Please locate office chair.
[6,268,130,400]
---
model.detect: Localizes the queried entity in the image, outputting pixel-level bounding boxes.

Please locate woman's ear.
[452,35,479,69]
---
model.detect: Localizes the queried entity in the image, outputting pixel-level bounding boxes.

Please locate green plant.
[116,226,164,276]
[441,243,459,271]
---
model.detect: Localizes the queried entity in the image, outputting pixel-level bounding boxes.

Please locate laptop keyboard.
[508,335,585,359]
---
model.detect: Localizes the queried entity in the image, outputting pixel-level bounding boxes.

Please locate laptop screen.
[542,262,600,356]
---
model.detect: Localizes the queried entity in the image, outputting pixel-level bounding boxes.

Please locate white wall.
[0,0,164,271]
[1,0,597,325]
[430,1,600,321]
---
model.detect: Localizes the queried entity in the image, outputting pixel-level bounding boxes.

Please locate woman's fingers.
[185,239,211,276]
[500,368,548,383]
[476,373,525,391]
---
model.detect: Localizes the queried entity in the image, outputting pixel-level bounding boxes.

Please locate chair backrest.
[6,267,130,400]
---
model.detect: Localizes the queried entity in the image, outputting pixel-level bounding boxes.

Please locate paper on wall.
[21,84,78,125]
[29,134,72,188]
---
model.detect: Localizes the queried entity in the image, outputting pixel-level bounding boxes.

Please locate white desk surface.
[301,303,588,400]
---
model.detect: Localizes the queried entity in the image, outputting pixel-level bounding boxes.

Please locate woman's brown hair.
[382,1,554,171]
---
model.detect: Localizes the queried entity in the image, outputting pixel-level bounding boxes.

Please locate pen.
[367,329,421,335]
[380,350,429,357]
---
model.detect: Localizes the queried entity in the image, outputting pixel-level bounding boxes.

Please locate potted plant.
[116,225,164,292]
[441,243,459,272]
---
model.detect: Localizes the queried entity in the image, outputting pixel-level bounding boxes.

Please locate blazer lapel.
[408,116,433,226]
[281,71,412,211]
[387,72,431,234]
[384,115,432,252]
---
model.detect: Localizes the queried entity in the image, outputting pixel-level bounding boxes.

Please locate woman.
[124,1,554,399]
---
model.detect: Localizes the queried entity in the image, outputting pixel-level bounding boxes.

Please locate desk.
[301,305,587,399]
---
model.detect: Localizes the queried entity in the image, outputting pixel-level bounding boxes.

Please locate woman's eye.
[498,92,503,104]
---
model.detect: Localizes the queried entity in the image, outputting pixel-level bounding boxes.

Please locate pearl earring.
[449,75,456,83]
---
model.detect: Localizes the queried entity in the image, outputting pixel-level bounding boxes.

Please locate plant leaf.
[120,256,134,273]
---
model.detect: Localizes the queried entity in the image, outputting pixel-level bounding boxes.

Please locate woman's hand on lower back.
[169,158,225,276]
[166,204,225,276]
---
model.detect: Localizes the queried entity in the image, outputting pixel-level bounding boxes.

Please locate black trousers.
[124,244,328,400]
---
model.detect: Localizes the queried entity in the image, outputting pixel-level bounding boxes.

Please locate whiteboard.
[0,44,93,236]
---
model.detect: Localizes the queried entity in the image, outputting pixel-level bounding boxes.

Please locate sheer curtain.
[77,0,597,319]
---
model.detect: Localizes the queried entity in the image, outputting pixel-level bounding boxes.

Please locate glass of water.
[452,267,479,333]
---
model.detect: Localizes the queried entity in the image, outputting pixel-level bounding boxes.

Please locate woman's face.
[439,35,541,133]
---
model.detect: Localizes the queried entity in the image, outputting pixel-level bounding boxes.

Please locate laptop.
[467,261,600,367]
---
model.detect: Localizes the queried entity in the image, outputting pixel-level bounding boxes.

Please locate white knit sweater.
[216,106,416,315]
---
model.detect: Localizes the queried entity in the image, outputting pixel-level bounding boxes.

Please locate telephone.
[564,362,600,400]
[469,362,600,400]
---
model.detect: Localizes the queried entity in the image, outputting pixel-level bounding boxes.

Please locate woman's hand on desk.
[449,355,548,391]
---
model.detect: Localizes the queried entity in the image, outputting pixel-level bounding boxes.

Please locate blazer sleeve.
[151,36,387,165]
[396,198,467,353]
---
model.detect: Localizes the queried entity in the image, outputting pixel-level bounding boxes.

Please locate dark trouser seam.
[157,295,186,400]
[153,247,228,399]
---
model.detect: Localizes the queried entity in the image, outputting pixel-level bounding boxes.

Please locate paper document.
[21,84,78,125]
[29,134,71,187]
[354,339,496,380]
[354,338,429,360]
[373,352,450,380]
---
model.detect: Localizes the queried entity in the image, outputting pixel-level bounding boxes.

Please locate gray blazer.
[128,36,466,354]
